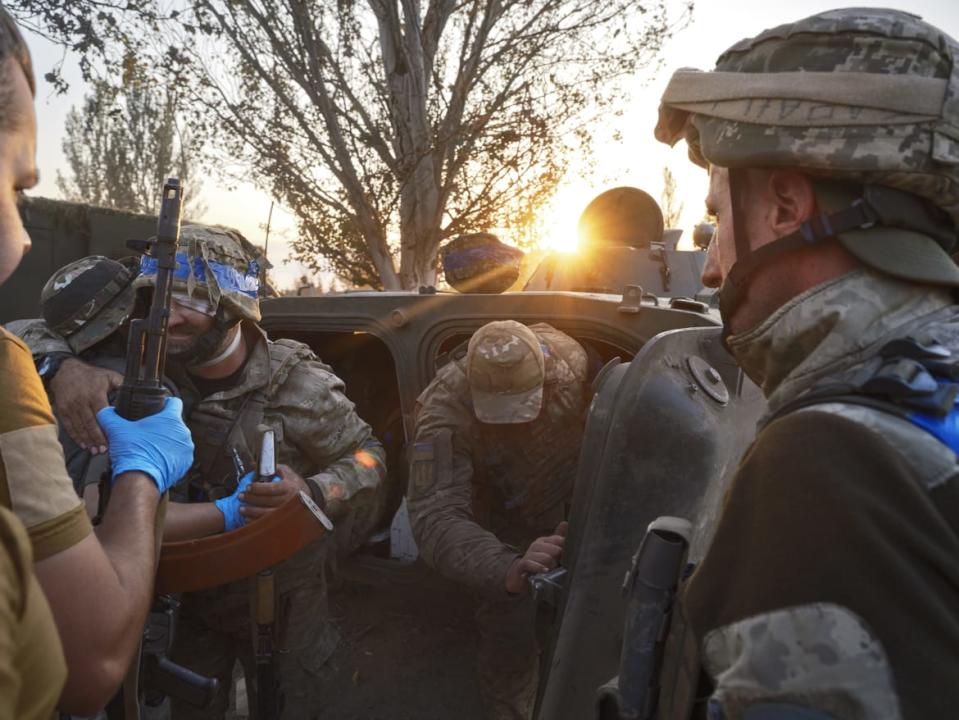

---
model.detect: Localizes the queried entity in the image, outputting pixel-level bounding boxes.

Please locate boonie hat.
[466,320,545,424]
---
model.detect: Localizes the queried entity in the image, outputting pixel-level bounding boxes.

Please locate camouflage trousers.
[169,569,339,720]
[475,595,540,720]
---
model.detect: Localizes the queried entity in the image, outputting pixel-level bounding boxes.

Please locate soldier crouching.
[407,321,590,720]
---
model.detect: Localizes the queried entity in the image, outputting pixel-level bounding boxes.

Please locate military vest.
[183,339,320,502]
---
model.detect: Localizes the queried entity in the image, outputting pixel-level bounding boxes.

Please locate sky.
[23,0,959,288]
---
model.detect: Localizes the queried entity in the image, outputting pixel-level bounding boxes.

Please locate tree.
[13,0,689,289]
[661,166,684,229]
[56,80,205,216]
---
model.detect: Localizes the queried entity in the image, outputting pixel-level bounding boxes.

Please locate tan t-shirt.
[0,328,91,560]
[0,504,66,718]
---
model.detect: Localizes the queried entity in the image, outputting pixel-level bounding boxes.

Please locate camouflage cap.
[132,223,266,323]
[466,320,545,424]
[655,8,959,286]
[41,256,135,354]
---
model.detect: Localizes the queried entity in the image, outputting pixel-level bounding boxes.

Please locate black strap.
[767,339,959,427]
[720,187,880,318]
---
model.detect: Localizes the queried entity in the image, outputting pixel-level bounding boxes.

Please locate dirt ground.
[226,560,487,720]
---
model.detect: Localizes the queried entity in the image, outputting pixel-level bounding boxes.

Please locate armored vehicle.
[255,287,764,719]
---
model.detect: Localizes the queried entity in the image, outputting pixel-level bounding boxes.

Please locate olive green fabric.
[0,505,66,720]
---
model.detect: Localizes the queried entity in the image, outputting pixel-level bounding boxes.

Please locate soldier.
[652,8,959,717]
[6,256,141,511]
[0,7,194,716]
[408,320,590,720]
[29,224,388,719]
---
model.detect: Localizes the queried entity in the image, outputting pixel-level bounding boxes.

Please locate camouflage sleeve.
[270,359,386,524]
[407,370,520,598]
[3,320,73,358]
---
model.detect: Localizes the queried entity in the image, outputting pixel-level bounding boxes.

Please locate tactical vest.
[184,339,321,502]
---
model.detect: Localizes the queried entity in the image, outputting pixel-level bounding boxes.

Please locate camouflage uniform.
[168,322,386,720]
[653,9,959,719]
[408,322,589,720]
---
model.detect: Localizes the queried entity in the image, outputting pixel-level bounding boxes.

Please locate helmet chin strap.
[718,168,881,340]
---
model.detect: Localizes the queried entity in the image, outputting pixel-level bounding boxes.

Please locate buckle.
[851,198,878,230]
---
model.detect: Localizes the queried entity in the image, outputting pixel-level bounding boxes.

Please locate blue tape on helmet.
[139,252,259,298]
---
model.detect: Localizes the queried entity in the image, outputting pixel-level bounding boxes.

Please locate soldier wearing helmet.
[20,224,388,719]
[408,320,590,720]
[653,8,959,718]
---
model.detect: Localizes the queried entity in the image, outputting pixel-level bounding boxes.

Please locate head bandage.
[172,291,216,317]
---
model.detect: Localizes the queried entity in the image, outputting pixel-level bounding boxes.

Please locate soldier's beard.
[168,321,235,368]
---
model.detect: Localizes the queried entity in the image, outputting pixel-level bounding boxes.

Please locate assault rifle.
[596,516,691,720]
[103,179,219,719]
[115,177,182,420]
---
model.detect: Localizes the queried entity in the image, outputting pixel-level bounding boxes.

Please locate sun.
[534,184,593,254]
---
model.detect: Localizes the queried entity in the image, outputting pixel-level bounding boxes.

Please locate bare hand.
[51,359,122,454]
[238,464,308,520]
[505,521,568,595]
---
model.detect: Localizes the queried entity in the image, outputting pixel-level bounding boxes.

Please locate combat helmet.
[41,255,137,353]
[132,224,266,324]
[577,187,664,249]
[655,8,959,316]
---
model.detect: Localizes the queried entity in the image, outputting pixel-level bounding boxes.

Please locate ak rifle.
[115,178,182,420]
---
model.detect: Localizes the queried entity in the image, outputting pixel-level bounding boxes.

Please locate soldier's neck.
[188,325,250,379]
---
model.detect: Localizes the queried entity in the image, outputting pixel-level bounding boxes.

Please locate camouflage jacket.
[662,269,959,719]
[11,319,387,567]
[407,324,588,598]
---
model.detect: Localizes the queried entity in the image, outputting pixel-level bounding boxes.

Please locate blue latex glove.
[214,471,280,532]
[96,397,195,494]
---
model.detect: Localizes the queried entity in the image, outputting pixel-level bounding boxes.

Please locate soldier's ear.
[766,170,816,239]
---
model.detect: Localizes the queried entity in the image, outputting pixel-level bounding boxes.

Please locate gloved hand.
[96,397,195,494]
[215,471,280,532]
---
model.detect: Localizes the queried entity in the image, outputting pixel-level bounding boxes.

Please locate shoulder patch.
[703,603,901,720]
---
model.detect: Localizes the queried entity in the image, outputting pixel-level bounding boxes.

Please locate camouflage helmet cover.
[655,8,959,226]
[132,223,267,323]
[41,255,135,354]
